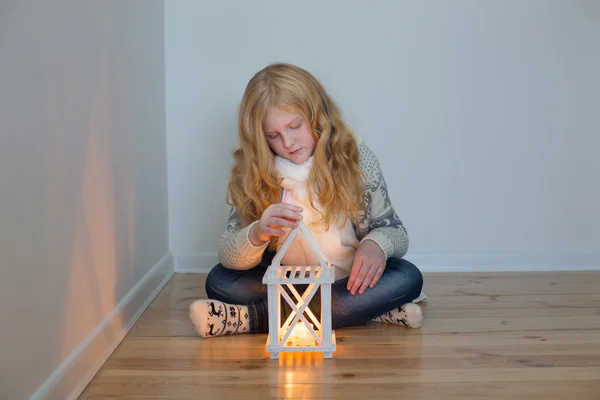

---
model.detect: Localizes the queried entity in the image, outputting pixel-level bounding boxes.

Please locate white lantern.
[262,221,336,359]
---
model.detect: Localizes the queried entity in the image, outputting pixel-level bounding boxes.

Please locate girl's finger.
[369,266,385,288]
[269,217,298,228]
[347,259,363,292]
[359,264,378,294]
[350,260,369,295]
[265,227,285,237]
[277,209,303,221]
[277,203,303,213]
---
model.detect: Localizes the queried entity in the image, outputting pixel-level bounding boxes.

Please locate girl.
[189,63,426,338]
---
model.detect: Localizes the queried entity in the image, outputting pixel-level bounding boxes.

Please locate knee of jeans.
[389,257,424,292]
[404,259,424,292]
[204,264,266,304]
[205,264,229,300]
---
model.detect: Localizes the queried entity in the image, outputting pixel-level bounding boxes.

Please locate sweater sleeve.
[359,145,409,260]
[218,208,270,270]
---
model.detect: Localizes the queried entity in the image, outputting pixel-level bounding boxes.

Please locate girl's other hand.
[347,240,386,295]
[249,203,303,245]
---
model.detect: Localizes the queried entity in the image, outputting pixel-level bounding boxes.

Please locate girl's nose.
[281,132,294,149]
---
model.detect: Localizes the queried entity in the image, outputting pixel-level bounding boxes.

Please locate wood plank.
[82,381,600,400]
[78,271,600,400]
[129,306,600,337]
[92,366,600,383]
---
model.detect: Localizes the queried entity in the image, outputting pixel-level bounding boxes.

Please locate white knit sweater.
[273,154,359,279]
[218,140,409,271]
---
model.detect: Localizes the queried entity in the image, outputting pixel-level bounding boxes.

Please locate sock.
[189,299,250,337]
[372,303,423,328]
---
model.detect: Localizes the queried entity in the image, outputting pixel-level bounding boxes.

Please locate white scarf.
[274,156,358,279]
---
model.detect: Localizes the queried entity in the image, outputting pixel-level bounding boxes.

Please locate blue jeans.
[205,251,424,333]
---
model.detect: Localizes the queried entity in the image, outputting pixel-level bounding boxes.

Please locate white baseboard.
[403,251,600,272]
[30,252,175,400]
[175,251,600,273]
[175,253,218,273]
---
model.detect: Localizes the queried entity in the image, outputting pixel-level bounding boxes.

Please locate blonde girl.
[190,63,426,337]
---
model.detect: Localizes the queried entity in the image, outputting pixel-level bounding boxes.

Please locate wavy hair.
[227,63,365,231]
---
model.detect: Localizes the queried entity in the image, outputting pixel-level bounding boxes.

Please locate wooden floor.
[79,271,600,399]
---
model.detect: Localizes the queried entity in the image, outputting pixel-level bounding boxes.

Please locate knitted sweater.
[218,140,409,270]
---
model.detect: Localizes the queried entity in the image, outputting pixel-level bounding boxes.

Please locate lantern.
[262,221,336,359]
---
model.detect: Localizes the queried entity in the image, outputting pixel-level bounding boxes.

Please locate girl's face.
[263,107,316,165]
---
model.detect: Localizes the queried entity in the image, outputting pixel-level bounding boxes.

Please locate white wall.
[0,1,169,399]
[166,0,600,272]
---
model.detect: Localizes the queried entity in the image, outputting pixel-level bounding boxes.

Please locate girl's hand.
[249,203,303,245]
[347,240,386,295]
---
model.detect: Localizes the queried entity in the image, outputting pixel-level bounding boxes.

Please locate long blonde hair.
[227,63,365,230]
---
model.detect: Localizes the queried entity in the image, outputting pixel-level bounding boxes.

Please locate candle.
[291,321,315,346]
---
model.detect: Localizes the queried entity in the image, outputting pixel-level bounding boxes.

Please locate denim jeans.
[205,251,424,333]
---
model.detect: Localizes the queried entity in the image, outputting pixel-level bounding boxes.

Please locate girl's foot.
[372,303,423,328]
[189,299,250,337]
